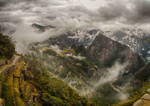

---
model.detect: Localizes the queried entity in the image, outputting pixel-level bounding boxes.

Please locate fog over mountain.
[1,0,150,106]
[0,0,150,53]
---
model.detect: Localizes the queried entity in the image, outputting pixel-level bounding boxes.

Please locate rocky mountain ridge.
[103,28,150,62]
[29,31,145,105]
[0,25,150,105]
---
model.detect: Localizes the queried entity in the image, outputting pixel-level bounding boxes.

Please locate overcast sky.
[1,0,150,26]
[0,0,150,53]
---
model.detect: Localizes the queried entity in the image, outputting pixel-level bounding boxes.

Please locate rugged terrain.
[27,30,145,105]
[104,28,150,62]
[0,33,94,106]
[0,28,150,106]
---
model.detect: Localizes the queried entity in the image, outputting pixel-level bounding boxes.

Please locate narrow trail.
[0,55,20,74]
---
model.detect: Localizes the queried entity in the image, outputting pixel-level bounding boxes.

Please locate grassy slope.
[0,33,94,106]
[26,56,95,106]
[1,57,95,106]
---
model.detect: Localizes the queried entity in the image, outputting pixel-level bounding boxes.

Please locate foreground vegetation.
[0,33,94,106]
[0,33,15,59]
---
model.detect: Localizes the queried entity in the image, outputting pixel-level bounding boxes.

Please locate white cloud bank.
[0,0,150,53]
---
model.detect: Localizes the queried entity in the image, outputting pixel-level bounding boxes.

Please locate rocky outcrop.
[133,89,150,106]
[86,33,144,73]
[28,32,146,105]
[38,29,99,50]
[32,23,55,32]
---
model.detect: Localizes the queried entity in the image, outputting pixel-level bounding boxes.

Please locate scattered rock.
[133,99,144,106]
[141,94,150,100]
[133,93,150,106]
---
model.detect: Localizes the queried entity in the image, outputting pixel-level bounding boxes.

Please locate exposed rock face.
[133,89,150,106]
[43,33,76,49]
[32,23,55,32]
[0,32,93,106]
[28,32,146,105]
[86,34,144,73]
[40,29,99,50]
[103,28,150,62]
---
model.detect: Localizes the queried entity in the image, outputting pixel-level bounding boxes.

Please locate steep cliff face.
[25,32,146,105]
[103,28,150,62]
[39,29,99,50]
[87,34,144,70]
[86,34,144,87]
[0,32,146,106]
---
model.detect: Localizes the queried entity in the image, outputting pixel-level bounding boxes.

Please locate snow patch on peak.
[103,27,150,62]
[68,29,101,47]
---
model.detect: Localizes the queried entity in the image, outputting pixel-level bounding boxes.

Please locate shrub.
[0,33,15,59]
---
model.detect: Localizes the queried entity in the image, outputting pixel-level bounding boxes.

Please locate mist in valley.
[0,0,150,105]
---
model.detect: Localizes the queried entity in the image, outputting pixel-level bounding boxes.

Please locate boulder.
[141,94,150,100]
[133,99,144,106]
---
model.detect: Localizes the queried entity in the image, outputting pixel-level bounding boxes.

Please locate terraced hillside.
[0,33,94,106]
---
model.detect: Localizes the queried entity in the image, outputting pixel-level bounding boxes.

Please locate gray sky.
[1,0,150,29]
[0,0,150,53]
[1,0,150,25]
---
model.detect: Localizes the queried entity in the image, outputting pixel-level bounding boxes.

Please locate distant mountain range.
[34,23,150,62]
[28,26,145,105]
[1,23,150,62]
[103,28,150,62]
[0,23,150,105]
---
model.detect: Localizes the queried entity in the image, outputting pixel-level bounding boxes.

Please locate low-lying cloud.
[1,0,150,25]
[0,0,150,53]
[79,61,129,99]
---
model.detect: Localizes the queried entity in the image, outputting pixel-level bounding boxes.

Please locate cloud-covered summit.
[0,0,150,53]
[1,0,150,25]
[97,0,150,24]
